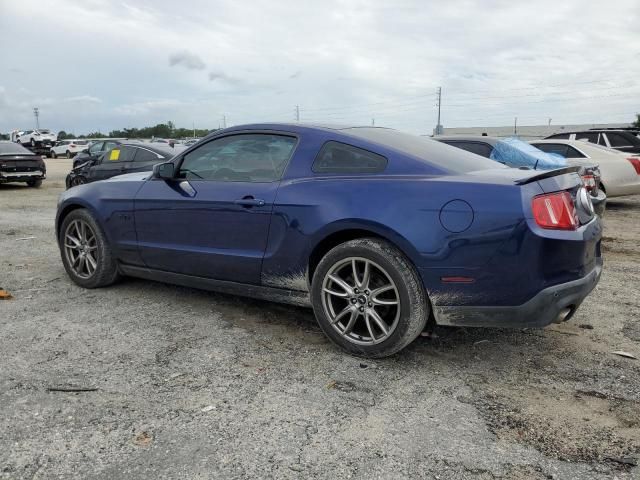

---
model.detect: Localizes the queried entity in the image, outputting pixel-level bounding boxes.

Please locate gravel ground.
[1,159,639,479]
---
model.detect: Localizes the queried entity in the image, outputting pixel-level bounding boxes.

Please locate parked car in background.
[72,139,123,168]
[531,140,640,198]
[56,124,602,357]
[17,129,57,148]
[544,129,640,154]
[0,141,46,187]
[434,135,606,215]
[183,138,201,147]
[66,142,184,188]
[50,139,89,158]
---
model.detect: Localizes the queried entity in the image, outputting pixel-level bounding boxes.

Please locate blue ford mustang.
[56,124,603,357]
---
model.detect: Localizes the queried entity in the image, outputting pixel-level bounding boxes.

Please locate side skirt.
[119,264,311,307]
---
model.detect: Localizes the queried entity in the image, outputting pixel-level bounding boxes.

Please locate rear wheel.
[51,150,57,159]
[30,138,36,147]
[59,209,120,288]
[311,238,428,358]
[26,179,42,188]
[66,150,72,159]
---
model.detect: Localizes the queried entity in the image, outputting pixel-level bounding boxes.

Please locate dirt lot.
[1,159,639,479]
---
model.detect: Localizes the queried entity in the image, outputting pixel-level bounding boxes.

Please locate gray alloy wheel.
[66,150,72,159]
[321,257,400,345]
[59,209,120,288]
[30,138,36,147]
[51,150,57,159]
[311,238,428,358]
[63,219,99,279]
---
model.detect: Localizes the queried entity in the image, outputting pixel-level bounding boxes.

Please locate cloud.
[168,51,206,70]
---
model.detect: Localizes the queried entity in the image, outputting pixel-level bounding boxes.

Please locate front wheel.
[59,209,120,288]
[30,138,36,147]
[311,238,428,358]
[26,179,42,188]
[51,150,57,159]
[66,150,72,159]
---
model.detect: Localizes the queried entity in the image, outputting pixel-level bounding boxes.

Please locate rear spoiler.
[515,166,582,185]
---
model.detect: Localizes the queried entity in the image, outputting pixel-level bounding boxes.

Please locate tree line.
[57,122,215,140]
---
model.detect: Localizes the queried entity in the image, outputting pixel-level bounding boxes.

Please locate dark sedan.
[72,139,124,168]
[0,141,46,187]
[56,124,602,357]
[66,142,184,188]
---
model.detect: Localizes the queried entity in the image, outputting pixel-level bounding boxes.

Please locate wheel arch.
[307,222,422,286]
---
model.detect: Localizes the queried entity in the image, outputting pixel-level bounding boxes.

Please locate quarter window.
[106,145,136,162]
[134,148,162,162]
[534,143,568,157]
[178,134,296,182]
[605,133,632,147]
[444,141,493,158]
[313,141,387,173]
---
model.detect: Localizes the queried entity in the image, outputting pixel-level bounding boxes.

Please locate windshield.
[491,137,566,170]
[38,129,51,134]
[0,142,35,155]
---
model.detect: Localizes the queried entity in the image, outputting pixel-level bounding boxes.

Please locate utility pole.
[295,105,300,122]
[514,117,518,135]
[33,107,40,129]
[222,115,227,128]
[435,87,442,135]
[371,118,375,126]
[192,121,195,138]
[548,118,552,126]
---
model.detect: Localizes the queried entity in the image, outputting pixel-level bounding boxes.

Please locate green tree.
[633,114,640,128]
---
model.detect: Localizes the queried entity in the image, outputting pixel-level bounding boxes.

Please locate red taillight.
[69,144,76,148]
[627,157,640,175]
[532,191,578,230]
[580,174,596,191]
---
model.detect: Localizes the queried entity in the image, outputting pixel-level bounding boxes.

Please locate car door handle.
[234,196,265,207]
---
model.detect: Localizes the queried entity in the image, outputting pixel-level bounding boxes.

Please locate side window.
[134,148,162,162]
[564,146,586,158]
[104,141,119,151]
[534,143,568,157]
[548,133,570,140]
[89,141,103,155]
[575,132,598,143]
[606,133,632,147]
[457,141,493,158]
[313,141,387,173]
[106,145,136,162]
[178,134,296,182]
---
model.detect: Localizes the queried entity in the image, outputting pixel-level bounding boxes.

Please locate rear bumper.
[433,258,602,328]
[0,171,46,183]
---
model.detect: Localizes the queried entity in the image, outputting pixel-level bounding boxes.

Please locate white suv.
[17,129,58,147]
[50,139,90,158]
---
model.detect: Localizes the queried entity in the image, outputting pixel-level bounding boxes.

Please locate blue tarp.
[490,137,567,170]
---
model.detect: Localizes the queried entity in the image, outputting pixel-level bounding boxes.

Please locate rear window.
[342,128,503,173]
[313,141,387,173]
[0,142,34,155]
[547,133,570,140]
[575,132,598,143]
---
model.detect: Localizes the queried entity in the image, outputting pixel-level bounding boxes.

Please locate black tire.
[70,176,87,187]
[66,150,72,159]
[51,150,57,159]
[26,179,42,188]
[58,209,120,288]
[311,238,428,358]
[30,138,36,147]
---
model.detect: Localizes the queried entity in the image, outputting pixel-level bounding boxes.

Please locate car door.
[134,132,298,284]
[87,145,136,181]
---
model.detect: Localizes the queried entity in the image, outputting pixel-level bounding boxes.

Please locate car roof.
[120,141,186,156]
[431,135,501,146]
[530,139,629,156]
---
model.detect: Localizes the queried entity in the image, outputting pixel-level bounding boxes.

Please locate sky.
[1,0,639,135]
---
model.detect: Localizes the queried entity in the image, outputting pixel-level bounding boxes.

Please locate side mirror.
[153,162,175,180]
